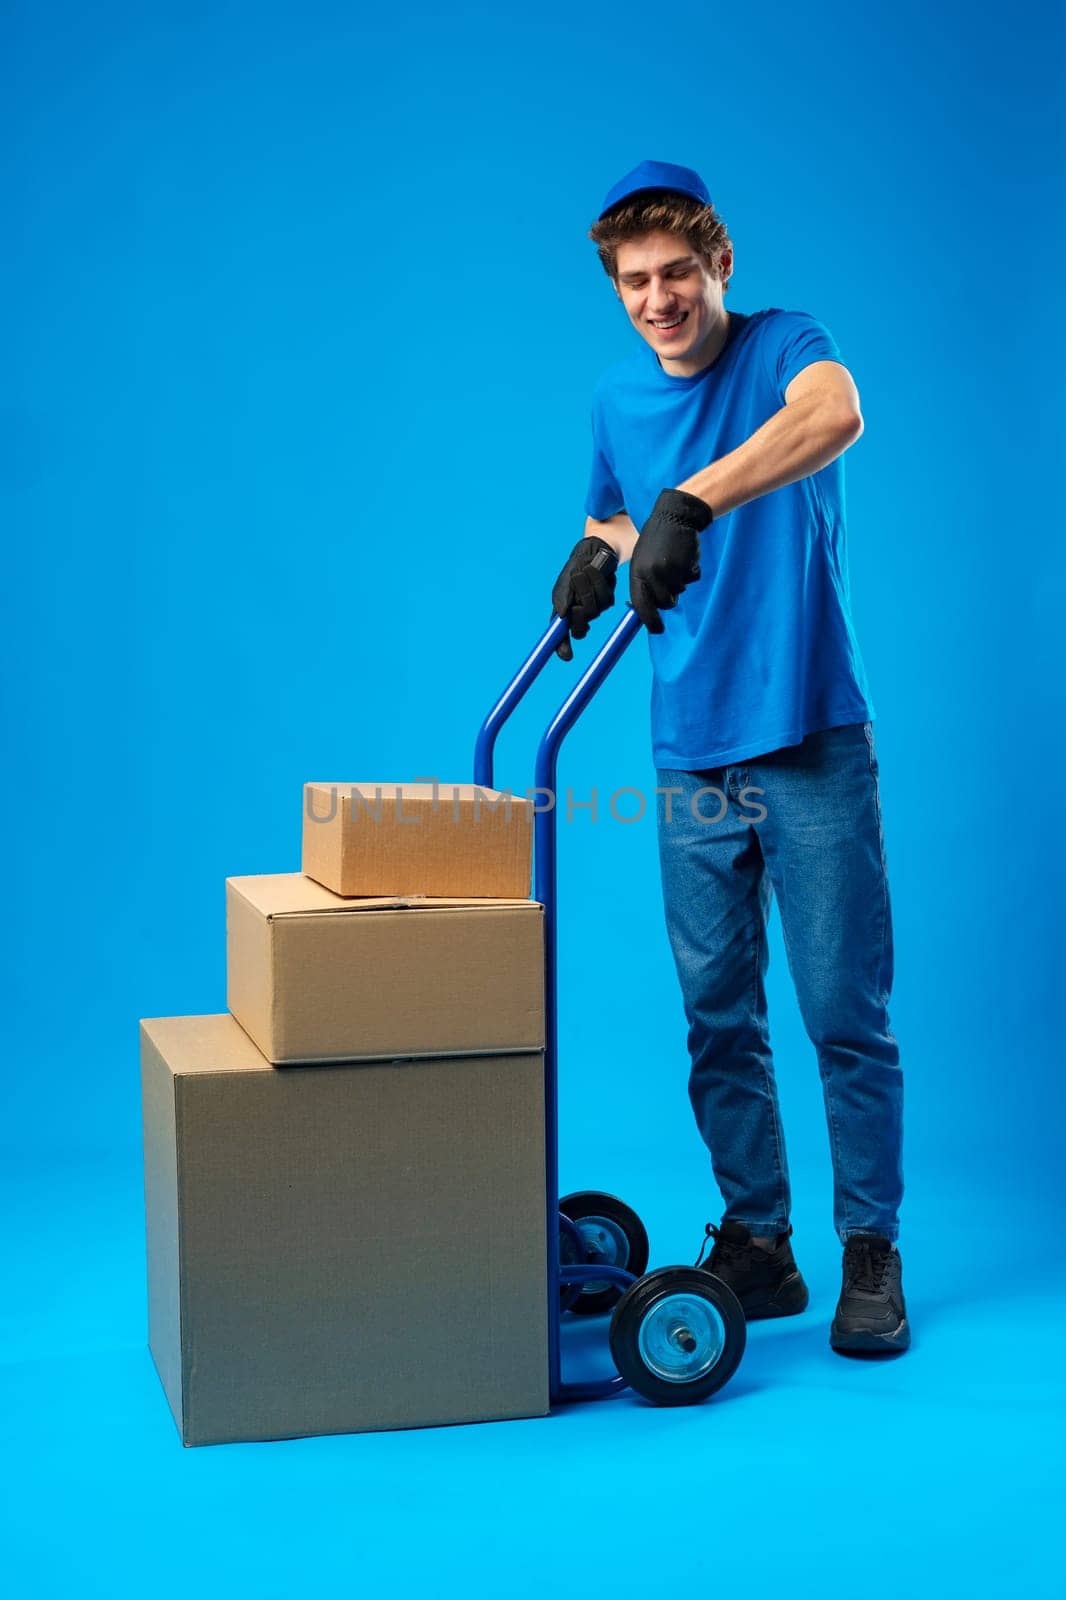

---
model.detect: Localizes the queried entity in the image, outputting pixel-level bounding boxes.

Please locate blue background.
[3,1,1063,1593]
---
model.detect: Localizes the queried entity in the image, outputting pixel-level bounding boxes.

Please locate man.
[551,159,908,1355]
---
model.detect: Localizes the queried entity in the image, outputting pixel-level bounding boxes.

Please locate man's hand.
[551,536,619,661]
[630,488,713,633]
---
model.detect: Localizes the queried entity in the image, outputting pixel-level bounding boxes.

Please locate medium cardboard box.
[140,1013,550,1446]
[302,781,532,898]
[226,872,545,1065]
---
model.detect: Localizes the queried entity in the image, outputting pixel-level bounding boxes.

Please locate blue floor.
[3,1149,1062,1598]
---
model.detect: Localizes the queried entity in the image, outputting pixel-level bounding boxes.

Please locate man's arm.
[676,360,863,517]
[586,509,640,563]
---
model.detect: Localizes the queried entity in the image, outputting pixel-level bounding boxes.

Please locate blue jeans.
[655,722,903,1243]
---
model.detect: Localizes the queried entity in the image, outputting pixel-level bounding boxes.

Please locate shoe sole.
[830,1318,911,1354]
[739,1272,811,1321]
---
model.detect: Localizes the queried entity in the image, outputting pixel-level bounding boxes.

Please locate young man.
[551,159,908,1354]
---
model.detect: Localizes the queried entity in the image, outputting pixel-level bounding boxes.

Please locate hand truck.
[475,600,748,1407]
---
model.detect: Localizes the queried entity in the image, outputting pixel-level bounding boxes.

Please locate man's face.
[613,229,733,376]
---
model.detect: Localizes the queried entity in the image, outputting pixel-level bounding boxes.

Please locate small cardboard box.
[140,1013,550,1446]
[302,781,532,899]
[226,872,544,1065]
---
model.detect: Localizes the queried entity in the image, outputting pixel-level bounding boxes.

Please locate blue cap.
[597,159,712,220]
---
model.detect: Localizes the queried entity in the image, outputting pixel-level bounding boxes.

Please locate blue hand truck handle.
[474,606,643,792]
[473,602,645,1404]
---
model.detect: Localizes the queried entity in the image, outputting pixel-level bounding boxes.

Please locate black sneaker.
[830,1234,911,1354]
[695,1220,810,1320]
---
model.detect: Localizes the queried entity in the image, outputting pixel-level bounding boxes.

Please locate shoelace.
[844,1237,892,1293]
[694,1222,748,1270]
[695,1223,791,1270]
[694,1223,720,1269]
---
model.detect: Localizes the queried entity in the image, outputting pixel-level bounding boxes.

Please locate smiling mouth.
[648,311,689,332]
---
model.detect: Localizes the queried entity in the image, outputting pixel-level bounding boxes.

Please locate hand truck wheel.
[609,1265,746,1405]
[559,1190,650,1317]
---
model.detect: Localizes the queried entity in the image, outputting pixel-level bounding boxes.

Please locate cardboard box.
[302,781,532,899]
[140,1013,550,1446]
[226,873,545,1065]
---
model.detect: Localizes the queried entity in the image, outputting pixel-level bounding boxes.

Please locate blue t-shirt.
[584,307,874,769]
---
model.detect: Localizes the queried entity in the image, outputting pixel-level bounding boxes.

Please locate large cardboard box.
[226,872,544,1065]
[140,1013,550,1446]
[302,781,532,898]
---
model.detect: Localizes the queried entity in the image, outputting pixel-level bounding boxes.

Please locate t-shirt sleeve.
[583,392,625,520]
[765,310,842,401]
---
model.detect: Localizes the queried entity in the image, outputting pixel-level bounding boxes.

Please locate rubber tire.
[559,1191,650,1317]
[609,1266,747,1406]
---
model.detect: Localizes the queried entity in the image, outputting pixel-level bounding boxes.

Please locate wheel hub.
[637,1293,727,1382]
[576,1215,629,1294]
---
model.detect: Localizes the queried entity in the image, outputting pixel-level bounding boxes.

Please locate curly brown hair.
[588,190,733,292]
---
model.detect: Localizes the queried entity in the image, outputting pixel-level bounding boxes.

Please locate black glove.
[551,535,619,661]
[630,488,713,633]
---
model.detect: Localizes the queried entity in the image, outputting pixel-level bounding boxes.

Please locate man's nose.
[647,279,677,308]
